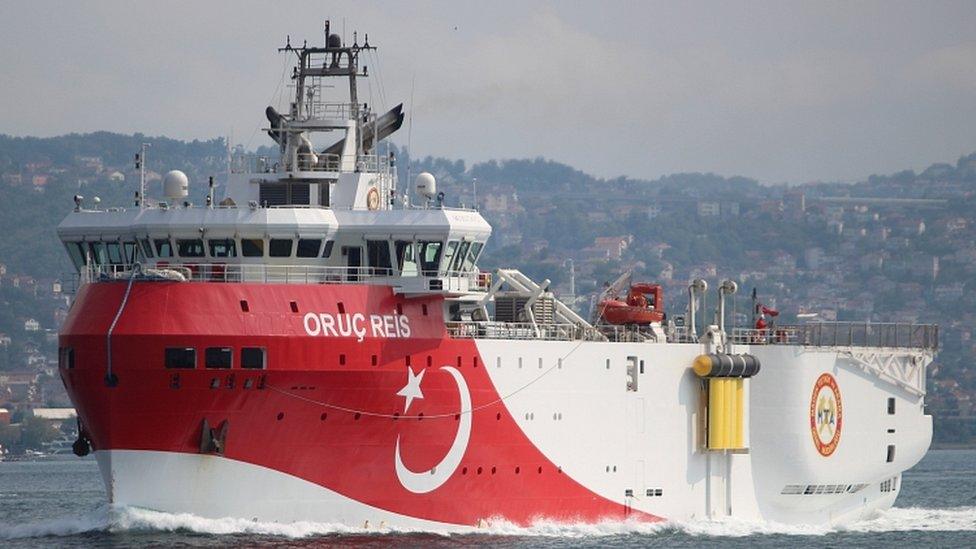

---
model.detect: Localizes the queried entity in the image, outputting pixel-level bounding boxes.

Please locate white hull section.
[95,450,471,532]
[475,339,931,525]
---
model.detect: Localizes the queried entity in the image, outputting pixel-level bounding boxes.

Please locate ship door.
[344,246,362,281]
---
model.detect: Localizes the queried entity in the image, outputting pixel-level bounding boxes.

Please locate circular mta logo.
[809,373,843,457]
[366,187,380,210]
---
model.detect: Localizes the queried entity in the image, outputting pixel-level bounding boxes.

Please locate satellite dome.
[415,172,436,200]
[327,33,342,48]
[163,170,189,200]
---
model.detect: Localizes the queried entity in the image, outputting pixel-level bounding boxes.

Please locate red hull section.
[60,281,656,526]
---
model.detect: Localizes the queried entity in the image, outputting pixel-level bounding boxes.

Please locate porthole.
[354,413,361,420]
[491,467,497,475]
[537,466,543,474]
[320,412,327,421]
[496,412,501,421]
[477,467,483,475]
[276,412,284,421]
[515,467,520,474]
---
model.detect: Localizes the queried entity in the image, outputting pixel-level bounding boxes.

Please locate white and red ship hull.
[61,281,932,530]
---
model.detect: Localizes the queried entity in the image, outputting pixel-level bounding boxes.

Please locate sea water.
[1,449,974,547]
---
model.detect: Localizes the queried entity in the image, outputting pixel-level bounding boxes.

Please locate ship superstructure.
[56,22,937,530]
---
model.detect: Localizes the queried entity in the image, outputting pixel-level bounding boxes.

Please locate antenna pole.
[137,142,150,209]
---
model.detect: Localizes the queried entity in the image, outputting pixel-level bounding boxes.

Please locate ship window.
[177,239,205,258]
[205,347,233,369]
[886,444,896,463]
[441,241,459,273]
[366,240,393,275]
[164,347,196,369]
[208,239,237,258]
[297,239,322,258]
[87,242,108,266]
[138,239,154,258]
[321,240,335,258]
[451,241,470,273]
[154,238,173,258]
[66,242,86,270]
[241,238,264,257]
[418,241,442,276]
[887,397,895,415]
[58,347,75,369]
[123,241,138,263]
[241,348,266,369]
[464,242,484,272]
[395,241,418,277]
[106,242,123,265]
[269,239,293,257]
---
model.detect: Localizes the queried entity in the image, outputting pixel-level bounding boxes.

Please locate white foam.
[1,505,974,540]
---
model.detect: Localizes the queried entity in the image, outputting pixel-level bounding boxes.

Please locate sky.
[1,1,975,184]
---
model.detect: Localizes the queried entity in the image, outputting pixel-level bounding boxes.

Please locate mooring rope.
[105,263,142,386]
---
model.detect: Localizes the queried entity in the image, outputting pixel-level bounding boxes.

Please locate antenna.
[405,73,416,207]
[135,142,151,209]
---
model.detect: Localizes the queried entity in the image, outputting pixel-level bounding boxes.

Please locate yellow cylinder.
[708,378,726,449]
[693,354,714,377]
[732,378,745,449]
[724,377,735,448]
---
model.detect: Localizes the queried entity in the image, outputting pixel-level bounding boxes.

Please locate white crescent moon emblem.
[394,366,472,493]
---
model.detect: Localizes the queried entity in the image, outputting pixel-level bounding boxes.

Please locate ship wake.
[2,505,975,540]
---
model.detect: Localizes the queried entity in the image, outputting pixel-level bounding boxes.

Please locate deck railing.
[69,263,490,292]
[729,322,939,351]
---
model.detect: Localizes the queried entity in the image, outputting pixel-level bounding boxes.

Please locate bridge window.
[451,241,470,272]
[442,241,459,273]
[177,239,205,258]
[154,238,173,258]
[164,347,196,369]
[321,240,335,258]
[241,347,266,369]
[138,239,154,258]
[269,239,293,257]
[86,242,107,266]
[367,240,393,275]
[66,242,86,270]
[395,241,418,276]
[106,242,123,265]
[241,238,264,257]
[208,239,237,258]
[205,347,233,369]
[297,239,322,258]
[418,241,443,276]
[887,397,896,415]
[464,242,484,272]
[123,241,137,263]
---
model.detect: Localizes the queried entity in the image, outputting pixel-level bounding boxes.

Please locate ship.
[56,22,938,531]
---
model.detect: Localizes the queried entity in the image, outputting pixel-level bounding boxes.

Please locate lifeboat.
[598,282,665,325]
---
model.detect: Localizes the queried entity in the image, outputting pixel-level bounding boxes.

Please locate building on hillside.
[591,236,633,260]
[30,408,77,420]
[697,201,720,217]
[23,319,40,332]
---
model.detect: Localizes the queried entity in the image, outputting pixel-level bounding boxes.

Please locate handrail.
[729,322,939,351]
[72,263,491,291]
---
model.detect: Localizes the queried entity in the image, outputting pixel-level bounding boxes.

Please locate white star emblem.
[397,367,425,413]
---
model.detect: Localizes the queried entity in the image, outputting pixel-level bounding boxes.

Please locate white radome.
[163,170,189,200]
[415,172,436,200]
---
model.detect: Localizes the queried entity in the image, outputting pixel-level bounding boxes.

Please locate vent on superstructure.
[781,483,869,495]
[494,293,555,323]
[259,182,311,206]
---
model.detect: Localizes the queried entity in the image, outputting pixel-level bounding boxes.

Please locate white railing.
[446,322,588,341]
[75,263,490,292]
[730,322,939,351]
[231,153,390,175]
